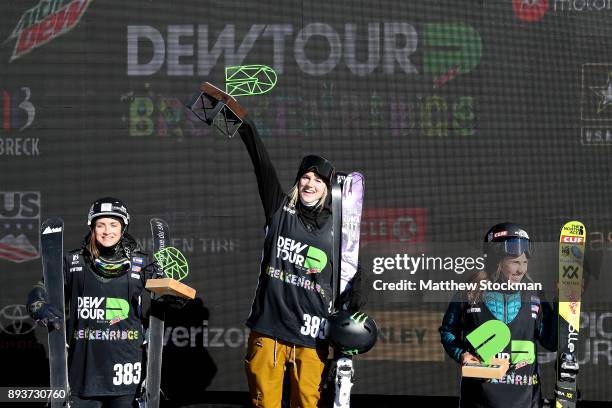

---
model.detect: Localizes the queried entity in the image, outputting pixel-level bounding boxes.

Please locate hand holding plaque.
[461,321,511,380]
[462,357,510,380]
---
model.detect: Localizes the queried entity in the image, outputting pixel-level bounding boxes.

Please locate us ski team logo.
[7,0,93,62]
[0,192,40,263]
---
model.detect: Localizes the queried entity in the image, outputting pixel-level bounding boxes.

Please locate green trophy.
[145,246,195,299]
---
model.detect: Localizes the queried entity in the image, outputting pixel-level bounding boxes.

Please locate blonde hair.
[287,181,329,211]
[467,256,534,303]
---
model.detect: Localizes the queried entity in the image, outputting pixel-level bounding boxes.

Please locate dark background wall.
[1,0,611,403]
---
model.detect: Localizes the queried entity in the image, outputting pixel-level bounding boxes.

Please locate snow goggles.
[501,237,531,256]
[298,155,334,182]
[94,257,132,275]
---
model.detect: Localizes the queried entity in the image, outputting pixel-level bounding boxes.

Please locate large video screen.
[1,0,611,403]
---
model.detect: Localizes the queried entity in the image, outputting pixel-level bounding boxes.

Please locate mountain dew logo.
[466,320,535,365]
[105,298,130,324]
[276,236,328,273]
[77,296,130,325]
[303,246,327,274]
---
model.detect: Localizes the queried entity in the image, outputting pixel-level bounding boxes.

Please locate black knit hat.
[295,155,334,186]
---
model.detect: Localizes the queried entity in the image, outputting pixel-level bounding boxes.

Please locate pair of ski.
[329,171,365,408]
[40,217,190,408]
[555,221,586,408]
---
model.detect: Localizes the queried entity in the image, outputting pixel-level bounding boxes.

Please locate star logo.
[580,64,612,123]
[589,73,612,114]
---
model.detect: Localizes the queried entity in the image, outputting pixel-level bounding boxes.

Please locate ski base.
[555,221,586,408]
[41,217,70,408]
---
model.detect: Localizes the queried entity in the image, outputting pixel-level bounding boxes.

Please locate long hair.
[467,270,488,304]
[88,230,100,259]
[287,181,329,211]
[467,254,534,303]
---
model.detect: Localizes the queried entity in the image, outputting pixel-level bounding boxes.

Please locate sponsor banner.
[513,0,612,22]
[0,304,41,352]
[1,87,38,156]
[361,208,426,246]
[7,0,93,62]
[124,84,476,139]
[163,321,249,349]
[126,22,481,78]
[121,84,210,139]
[0,192,40,263]
[553,0,612,12]
[513,0,550,22]
[134,236,240,255]
[0,304,36,336]
[358,310,445,362]
[581,63,612,145]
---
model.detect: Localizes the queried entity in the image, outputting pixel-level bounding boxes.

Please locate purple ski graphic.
[340,172,364,292]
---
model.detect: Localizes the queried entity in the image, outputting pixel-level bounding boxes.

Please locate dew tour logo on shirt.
[7,0,92,62]
[276,236,327,274]
[77,296,129,325]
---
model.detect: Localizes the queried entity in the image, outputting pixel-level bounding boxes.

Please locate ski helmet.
[327,310,378,356]
[295,155,335,186]
[87,197,130,229]
[483,222,531,272]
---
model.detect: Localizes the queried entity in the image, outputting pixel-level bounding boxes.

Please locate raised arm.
[238,117,285,223]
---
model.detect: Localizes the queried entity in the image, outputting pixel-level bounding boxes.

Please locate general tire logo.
[0,304,36,335]
[0,191,40,263]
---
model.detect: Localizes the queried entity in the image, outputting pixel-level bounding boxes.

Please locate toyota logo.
[0,304,36,335]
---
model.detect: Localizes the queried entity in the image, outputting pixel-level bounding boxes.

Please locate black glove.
[340,263,367,312]
[156,295,188,310]
[27,283,63,330]
[30,301,63,330]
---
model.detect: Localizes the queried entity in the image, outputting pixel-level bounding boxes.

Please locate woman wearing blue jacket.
[440,222,557,408]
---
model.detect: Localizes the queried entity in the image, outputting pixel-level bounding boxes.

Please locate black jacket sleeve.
[536,297,558,352]
[340,263,368,312]
[439,292,469,363]
[238,117,285,223]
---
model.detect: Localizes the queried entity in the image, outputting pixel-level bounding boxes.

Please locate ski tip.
[149,217,169,226]
[560,221,586,238]
[561,220,585,228]
[347,171,364,180]
[41,217,64,233]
